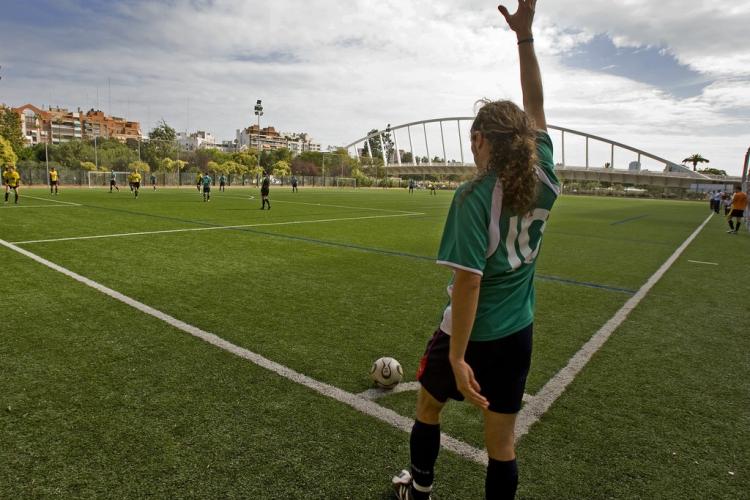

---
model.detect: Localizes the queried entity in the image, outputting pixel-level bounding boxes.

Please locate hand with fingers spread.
[450,357,489,410]
[499,0,537,39]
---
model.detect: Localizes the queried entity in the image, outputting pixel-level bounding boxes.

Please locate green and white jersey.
[202,175,212,187]
[437,131,559,341]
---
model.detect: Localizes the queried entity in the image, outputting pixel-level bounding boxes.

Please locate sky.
[1,0,748,175]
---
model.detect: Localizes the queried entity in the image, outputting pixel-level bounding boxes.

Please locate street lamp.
[254,99,263,150]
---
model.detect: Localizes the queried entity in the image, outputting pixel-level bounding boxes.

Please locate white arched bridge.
[344,118,744,189]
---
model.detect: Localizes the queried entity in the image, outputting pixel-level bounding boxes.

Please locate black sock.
[729,220,734,229]
[410,420,440,499]
[485,458,518,500]
[734,220,741,231]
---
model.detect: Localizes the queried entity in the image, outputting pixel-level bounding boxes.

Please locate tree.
[401,151,413,163]
[129,160,150,172]
[206,160,221,174]
[682,154,709,171]
[0,136,18,167]
[0,108,25,157]
[698,167,726,176]
[143,120,178,170]
[80,161,97,171]
[362,127,394,161]
[272,160,291,178]
[291,157,319,176]
[232,150,258,169]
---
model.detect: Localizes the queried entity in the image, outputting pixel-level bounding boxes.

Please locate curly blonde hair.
[471,99,538,215]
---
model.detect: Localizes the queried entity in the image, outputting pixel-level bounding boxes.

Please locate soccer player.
[128,170,142,198]
[202,172,212,202]
[150,173,157,190]
[260,172,270,209]
[726,185,747,234]
[219,174,226,192]
[429,182,436,196]
[409,178,415,194]
[291,175,298,193]
[49,167,60,195]
[392,2,558,499]
[3,165,21,204]
[109,170,119,192]
[196,171,203,192]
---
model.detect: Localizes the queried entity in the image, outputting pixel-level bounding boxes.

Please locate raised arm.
[499,0,546,130]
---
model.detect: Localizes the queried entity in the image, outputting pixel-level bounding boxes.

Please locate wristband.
[517,37,534,45]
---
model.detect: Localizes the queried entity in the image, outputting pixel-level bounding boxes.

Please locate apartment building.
[177,130,219,151]
[235,124,320,154]
[12,104,142,145]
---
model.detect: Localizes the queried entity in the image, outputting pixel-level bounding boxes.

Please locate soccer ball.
[369,357,404,389]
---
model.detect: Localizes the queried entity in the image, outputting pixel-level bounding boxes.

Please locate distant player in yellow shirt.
[3,166,21,204]
[49,167,60,195]
[196,171,203,192]
[128,171,142,198]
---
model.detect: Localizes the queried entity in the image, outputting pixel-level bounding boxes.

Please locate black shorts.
[417,324,533,414]
[110,180,116,186]
[261,189,269,196]
[730,209,744,218]
[220,182,225,186]
[203,185,210,193]
[132,182,140,189]
[50,180,59,185]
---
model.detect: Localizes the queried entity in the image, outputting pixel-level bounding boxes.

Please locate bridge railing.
[344,117,711,180]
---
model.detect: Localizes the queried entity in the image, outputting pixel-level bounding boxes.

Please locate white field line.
[219,194,422,216]
[515,213,714,442]
[11,213,424,245]
[23,195,81,206]
[0,238,487,465]
[1,204,77,209]
[687,260,718,266]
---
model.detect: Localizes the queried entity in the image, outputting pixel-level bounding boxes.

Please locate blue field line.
[610,214,649,225]
[70,202,635,295]
[535,275,635,294]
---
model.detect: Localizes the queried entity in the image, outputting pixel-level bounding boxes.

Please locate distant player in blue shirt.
[202,173,212,202]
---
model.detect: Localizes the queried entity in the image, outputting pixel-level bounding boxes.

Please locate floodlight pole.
[742,147,750,192]
[254,99,264,151]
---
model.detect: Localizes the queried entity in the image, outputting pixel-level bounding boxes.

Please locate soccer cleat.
[392,469,432,500]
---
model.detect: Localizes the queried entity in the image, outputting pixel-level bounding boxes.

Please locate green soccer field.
[1,186,747,499]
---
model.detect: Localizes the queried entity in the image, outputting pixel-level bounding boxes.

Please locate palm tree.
[682,154,709,171]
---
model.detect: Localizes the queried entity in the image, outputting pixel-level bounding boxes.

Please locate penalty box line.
[10,213,424,245]
[514,213,715,442]
[0,237,488,466]
[23,195,81,206]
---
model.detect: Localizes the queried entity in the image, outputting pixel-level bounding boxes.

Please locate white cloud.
[1,0,747,174]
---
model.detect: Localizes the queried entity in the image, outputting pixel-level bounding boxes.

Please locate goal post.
[335,177,357,188]
[87,171,131,188]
